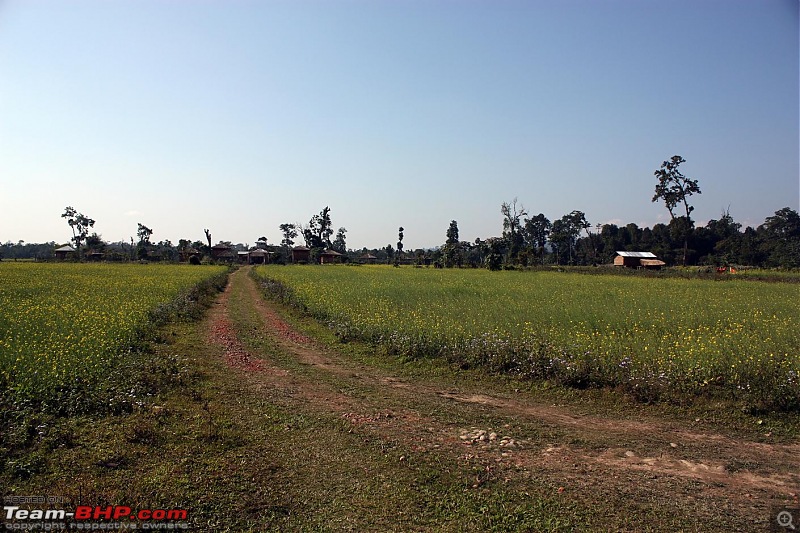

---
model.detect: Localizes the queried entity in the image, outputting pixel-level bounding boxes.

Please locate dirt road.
[205,267,799,530]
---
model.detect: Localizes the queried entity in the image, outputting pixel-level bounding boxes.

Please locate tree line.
[1,156,798,268]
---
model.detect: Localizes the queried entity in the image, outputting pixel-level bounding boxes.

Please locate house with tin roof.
[613,251,666,269]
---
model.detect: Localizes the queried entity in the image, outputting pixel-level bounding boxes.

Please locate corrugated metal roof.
[616,251,657,258]
[54,245,76,252]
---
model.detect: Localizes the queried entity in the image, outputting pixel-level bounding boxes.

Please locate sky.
[1,0,798,250]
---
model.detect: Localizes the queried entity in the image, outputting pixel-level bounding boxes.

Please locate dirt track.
[208,268,799,530]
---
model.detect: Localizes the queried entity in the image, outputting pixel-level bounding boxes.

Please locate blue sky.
[1,0,797,249]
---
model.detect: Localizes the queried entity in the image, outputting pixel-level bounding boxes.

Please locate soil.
[207,268,800,529]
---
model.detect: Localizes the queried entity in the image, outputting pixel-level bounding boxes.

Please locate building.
[319,249,343,264]
[359,253,378,264]
[54,245,76,260]
[238,248,272,264]
[291,246,310,263]
[211,244,234,262]
[614,251,666,269]
[180,247,202,262]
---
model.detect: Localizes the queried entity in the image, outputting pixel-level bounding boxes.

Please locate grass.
[4,266,791,531]
[0,262,229,489]
[254,265,800,411]
[0,262,228,414]
[1,266,590,532]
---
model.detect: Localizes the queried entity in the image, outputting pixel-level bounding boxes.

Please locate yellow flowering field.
[255,265,800,410]
[0,262,227,411]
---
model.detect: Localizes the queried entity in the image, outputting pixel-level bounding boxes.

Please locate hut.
[291,246,311,263]
[181,247,202,262]
[54,245,76,260]
[211,244,234,262]
[319,249,343,264]
[614,251,666,270]
[359,253,378,264]
[248,248,271,264]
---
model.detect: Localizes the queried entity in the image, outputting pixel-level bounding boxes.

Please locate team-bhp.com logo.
[4,504,189,530]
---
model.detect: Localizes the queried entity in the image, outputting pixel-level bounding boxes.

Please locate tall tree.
[501,198,527,263]
[204,229,212,253]
[652,155,701,266]
[524,213,551,265]
[61,206,95,256]
[567,210,591,264]
[397,227,404,256]
[444,221,460,267]
[137,223,153,260]
[549,218,570,265]
[303,207,334,249]
[332,227,347,253]
[279,223,298,250]
[446,220,459,245]
[137,223,153,245]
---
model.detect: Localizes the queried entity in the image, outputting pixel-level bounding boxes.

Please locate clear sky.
[1,0,798,250]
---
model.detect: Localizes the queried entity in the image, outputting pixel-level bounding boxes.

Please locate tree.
[443,221,461,267]
[85,233,105,253]
[279,223,298,250]
[549,211,588,265]
[137,223,153,244]
[524,214,551,265]
[484,237,504,271]
[446,220,459,244]
[178,239,192,262]
[303,207,334,249]
[652,155,701,266]
[204,229,212,254]
[501,198,527,263]
[695,208,742,265]
[384,244,395,264]
[61,206,95,256]
[137,223,154,260]
[549,218,570,265]
[758,207,800,267]
[397,227,404,255]
[566,210,591,264]
[332,227,347,253]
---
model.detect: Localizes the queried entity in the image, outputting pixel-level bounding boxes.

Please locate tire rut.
[209,268,800,520]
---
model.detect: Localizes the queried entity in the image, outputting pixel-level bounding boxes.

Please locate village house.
[319,249,343,264]
[238,248,273,264]
[54,245,76,260]
[613,251,666,269]
[291,246,310,263]
[210,244,234,262]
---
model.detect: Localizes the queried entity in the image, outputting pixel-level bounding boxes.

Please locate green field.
[0,263,228,413]
[255,265,800,410]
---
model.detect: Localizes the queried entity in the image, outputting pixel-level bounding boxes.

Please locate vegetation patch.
[254,265,800,411]
[0,263,228,478]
